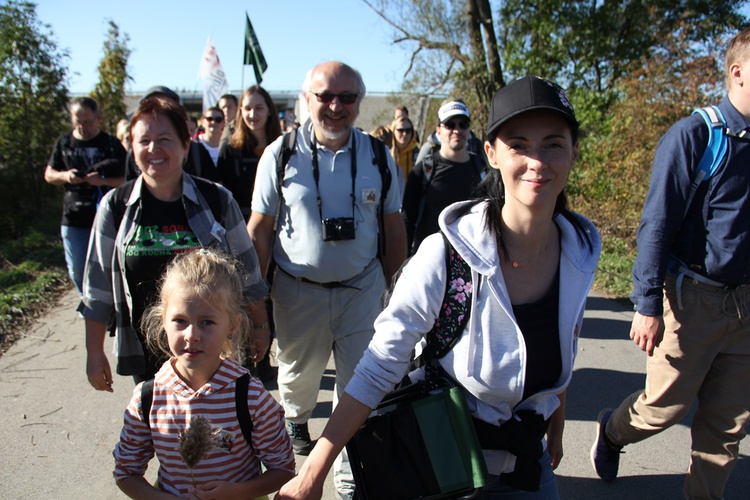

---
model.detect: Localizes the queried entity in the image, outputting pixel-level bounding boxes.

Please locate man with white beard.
[247,61,406,499]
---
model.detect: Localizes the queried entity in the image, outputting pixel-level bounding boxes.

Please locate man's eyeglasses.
[441,119,470,130]
[395,128,413,133]
[310,92,359,105]
[204,115,224,123]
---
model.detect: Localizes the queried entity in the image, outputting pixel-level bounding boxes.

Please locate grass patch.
[0,228,70,355]
[592,235,636,299]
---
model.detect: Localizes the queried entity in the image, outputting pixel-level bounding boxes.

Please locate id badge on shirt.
[361,188,377,204]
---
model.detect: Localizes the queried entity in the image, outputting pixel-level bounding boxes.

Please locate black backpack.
[140,373,254,448]
[387,233,474,363]
[411,146,486,254]
[274,128,392,258]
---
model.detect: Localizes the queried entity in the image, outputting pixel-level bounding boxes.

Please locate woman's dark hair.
[229,86,282,151]
[130,96,190,145]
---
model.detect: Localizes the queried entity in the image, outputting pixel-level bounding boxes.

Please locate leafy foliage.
[91,20,132,134]
[365,0,745,132]
[0,1,69,238]
[363,0,747,296]
[0,227,68,354]
[571,23,725,242]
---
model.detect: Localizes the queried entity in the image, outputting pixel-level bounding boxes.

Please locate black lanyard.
[310,132,357,221]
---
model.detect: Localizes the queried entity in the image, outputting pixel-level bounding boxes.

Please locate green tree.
[363,0,746,132]
[91,20,132,134]
[573,25,725,233]
[0,0,69,238]
[363,0,502,129]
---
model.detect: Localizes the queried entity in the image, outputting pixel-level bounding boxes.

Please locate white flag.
[198,36,229,112]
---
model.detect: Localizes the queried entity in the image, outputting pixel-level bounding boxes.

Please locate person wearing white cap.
[277,76,601,499]
[403,98,486,255]
[415,99,484,164]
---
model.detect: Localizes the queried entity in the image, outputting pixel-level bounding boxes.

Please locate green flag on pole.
[244,13,267,84]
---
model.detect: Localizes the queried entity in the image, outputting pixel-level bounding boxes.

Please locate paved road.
[0,290,748,499]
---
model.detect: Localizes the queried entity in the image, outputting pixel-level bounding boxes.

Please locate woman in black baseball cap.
[453,75,597,494]
[276,76,601,499]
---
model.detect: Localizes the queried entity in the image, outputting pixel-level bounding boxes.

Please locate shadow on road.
[584,296,633,313]
[581,316,632,340]
[558,454,750,500]
[567,367,650,422]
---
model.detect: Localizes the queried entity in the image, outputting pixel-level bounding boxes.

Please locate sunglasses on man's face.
[395,128,413,133]
[310,92,359,105]
[204,115,224,123]
[441,119,470,130]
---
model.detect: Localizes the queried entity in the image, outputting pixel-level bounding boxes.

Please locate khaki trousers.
[607,276,750,499]
[271,258,385,499]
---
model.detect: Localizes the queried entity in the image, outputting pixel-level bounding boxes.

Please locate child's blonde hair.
[141,249,250,363]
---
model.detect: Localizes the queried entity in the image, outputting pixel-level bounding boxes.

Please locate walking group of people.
[42,25,750,500]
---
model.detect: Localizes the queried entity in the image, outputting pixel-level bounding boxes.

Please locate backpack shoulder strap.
[422,233,473,362]
[140,378,154,425]
[411,146,440,253]
[235,373,254,449]
[277,129,298,193]
[369,135,391,258]
[686,106,728,216]
[139,374,253,450]
[110,181,135,229]
[191,141,202,178]
[421,145,439,186]
[370,134,391,196]
[191,176,223,224]
[273,129,298,230]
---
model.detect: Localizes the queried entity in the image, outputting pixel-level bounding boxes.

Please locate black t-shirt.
[216,142,260,221]
[403,151,484,254]
[48,131,126,227]
[124,188,200,377]
[513,264,562,401]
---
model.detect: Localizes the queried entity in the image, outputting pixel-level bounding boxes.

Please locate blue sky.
[35,0,410,95]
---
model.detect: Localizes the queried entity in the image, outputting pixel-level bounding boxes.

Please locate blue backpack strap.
[686,106,727,215]
[422,233,473,362]
[668,106,728,309]
[235,372,254,449]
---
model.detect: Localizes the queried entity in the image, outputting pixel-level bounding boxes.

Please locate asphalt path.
[0,289,748,499]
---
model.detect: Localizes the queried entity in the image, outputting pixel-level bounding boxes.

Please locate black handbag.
[346,368,488,500]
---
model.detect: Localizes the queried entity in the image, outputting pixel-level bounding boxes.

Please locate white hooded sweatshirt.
[346,200,601,474]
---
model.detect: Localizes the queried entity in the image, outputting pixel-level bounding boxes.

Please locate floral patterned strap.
[422,235,473,362]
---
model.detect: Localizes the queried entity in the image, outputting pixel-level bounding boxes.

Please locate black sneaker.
[287,421,315,456]
[591,409,624,482]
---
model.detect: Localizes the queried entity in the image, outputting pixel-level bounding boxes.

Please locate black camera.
[321,217,355,241]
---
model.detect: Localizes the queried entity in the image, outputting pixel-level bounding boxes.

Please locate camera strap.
[311,132,357,222]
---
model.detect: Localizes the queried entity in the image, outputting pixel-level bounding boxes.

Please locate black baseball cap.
[486,76,578,139]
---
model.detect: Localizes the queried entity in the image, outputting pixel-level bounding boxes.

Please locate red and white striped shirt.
[113,358,295,496]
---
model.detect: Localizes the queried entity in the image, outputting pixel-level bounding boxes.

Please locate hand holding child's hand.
[252,326,271,362]
[86,350,113,392]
